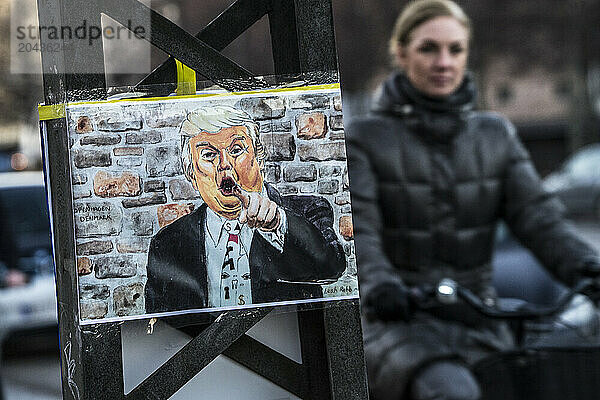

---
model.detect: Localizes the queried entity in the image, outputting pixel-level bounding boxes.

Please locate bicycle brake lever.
[437,278,458,304]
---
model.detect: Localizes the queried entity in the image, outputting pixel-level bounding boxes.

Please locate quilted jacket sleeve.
[346,118,406,302]
[501,119,598,285]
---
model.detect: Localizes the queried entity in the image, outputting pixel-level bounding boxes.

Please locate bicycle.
[413,278,600,400]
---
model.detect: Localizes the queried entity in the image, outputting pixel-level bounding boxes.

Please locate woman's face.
[397,16,469,98]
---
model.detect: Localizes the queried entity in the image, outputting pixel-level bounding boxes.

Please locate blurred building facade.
[332,0,600,174]
[1,0,599,174]
[0,0,44,171]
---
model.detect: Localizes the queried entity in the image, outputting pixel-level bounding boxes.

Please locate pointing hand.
[233,187,281,231]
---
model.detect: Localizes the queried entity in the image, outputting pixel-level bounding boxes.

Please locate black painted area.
[101,0,263,92]
[294,0,338,73]
[82,324,125,400]
[223,334,307,398]
[269,0,301,77]
[298,308,332,400]
[125,308,271,400]
[324,300,370,400]
[137,0,272,91]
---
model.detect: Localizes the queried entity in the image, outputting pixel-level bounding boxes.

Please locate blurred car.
[492,222,565,306]
[543,143,600,218]
[0,171,57,338]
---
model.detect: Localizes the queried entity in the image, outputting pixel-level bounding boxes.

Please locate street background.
[1,0,600,398]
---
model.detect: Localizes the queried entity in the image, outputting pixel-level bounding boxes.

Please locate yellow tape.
[175,59,197,96]
[37,83,341,114]
[38,103,66,121]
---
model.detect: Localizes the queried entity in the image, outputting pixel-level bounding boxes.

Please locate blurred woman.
[346,1,600,399]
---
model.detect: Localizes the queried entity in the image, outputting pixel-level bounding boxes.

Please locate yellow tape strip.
[37,82,341,116]
[175,59,197,96]
[38,103,66,121]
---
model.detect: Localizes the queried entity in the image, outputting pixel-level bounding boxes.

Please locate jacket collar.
[373,72,477,143]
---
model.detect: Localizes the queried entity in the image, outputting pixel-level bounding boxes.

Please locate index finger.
[232,186,251,209]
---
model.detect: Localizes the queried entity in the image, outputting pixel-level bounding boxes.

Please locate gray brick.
[72,173,88,185]
[300,184,317,193]
[343,243,352,256]
[114,283,144,316]
[73,187,92,200]
[80,284,110,300]
[80,135,122,146]
[340,205,352,214]
[74,201,123,237]
[128,211,154,236]
[239,97,285,120]
[169,179,200,200]
[329,115,344,131]
[319,165,342,177]
[126,131,162,144]
[275,184,298,195]
[146,146,181,177]
[144,180,165,192]
[343,166,350,190]
[80,300,108,319]
[290,95,330,109]
[98,114,142,131]
[73,149,112,168]
[284,165,317,182]
[298,142,346,162]
[116,157,143,168]
[77,240,114,256]
[259,121,292,133]
[264,164,281,183]
[144,109,186,128]
[94,256,138,279]
[335,193,351,206]
[261,133,296,161]
[333,96,342,112]
[329,131,345,141]
[114,147,144,156]
[318,179,339,195]
[122,193,167,209]
[117,238,150,253]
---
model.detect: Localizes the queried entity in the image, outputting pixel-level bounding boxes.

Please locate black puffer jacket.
[347,72,597,306]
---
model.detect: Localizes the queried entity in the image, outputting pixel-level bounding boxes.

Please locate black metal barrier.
[36,0,368,398]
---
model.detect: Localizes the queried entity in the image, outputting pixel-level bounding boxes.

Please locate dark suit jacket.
[145,185,346,313]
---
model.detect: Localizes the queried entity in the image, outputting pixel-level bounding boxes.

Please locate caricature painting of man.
[144,105,346,313]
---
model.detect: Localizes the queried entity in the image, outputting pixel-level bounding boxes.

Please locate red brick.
[93,171,141,198]
[339,216,354,240]
[76,116,93,133]
[157,203,195,228]
[78,257,92,275]
[296,112,327,139]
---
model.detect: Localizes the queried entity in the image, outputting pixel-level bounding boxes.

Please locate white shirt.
[204,195,287,308]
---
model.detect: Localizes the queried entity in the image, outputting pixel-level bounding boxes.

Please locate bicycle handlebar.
[414,278,597,320]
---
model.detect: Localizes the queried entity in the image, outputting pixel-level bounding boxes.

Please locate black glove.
[366,281,412,322]
[573,259,600,300]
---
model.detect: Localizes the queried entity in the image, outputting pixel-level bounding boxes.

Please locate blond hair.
[389,0,471,61]
[180,106,264,182]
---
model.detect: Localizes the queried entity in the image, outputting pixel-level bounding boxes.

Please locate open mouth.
[219,177,237,196]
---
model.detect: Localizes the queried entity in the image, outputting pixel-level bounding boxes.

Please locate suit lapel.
[195,204,208,306]
[179,204,208,307]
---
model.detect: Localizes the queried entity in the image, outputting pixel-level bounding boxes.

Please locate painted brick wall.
[66,90,357,321]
